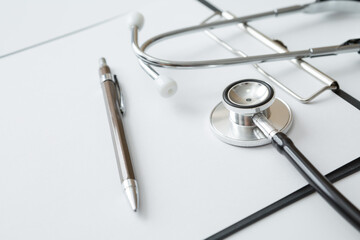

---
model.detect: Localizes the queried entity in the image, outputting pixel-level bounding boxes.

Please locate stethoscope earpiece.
[210,79,292,147]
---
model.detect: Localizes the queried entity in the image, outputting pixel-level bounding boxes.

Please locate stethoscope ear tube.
[272,132,360,230]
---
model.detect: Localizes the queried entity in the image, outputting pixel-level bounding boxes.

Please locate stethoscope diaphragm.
[210,79,292,147]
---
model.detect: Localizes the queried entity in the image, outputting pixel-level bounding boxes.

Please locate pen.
[98,58,139,212]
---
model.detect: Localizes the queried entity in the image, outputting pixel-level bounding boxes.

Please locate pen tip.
[123,180,139,212]
[99,57,107,67]
[125,186,139,212]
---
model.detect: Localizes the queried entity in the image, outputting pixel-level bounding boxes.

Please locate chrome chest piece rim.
[210,79,293,147]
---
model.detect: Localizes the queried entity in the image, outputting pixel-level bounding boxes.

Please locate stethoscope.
[126,0,360,231]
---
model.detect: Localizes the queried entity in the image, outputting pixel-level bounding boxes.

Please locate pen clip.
[114,75,126,115]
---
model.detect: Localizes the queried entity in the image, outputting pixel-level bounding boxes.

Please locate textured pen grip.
[272,132,360,231]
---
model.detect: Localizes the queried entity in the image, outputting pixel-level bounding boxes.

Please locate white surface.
[0,0,151,57]
[0,0,360,239]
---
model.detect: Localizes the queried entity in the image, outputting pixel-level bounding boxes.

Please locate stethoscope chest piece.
[210,79,293,147]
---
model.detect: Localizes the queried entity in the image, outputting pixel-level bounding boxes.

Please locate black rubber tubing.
[205,156,360,239]
[272,132,360,231]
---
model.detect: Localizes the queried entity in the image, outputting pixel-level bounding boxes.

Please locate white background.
[0,0,359,239]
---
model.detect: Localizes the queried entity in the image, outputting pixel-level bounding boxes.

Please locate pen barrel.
[101,80,135,181]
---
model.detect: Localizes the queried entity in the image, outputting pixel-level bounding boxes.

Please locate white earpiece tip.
[127,12,144,30]
[155,76,177,98]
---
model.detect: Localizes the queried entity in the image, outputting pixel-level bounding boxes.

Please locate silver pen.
[98,58,139,212]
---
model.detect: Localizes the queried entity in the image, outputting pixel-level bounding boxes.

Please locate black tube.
[205,156,360,240]
[333,88,360,111]
[272,132,360,231]
[198,0,222,13]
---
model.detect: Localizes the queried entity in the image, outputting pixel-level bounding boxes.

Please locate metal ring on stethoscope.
[223,79,274,109]
[210,79,293,147]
